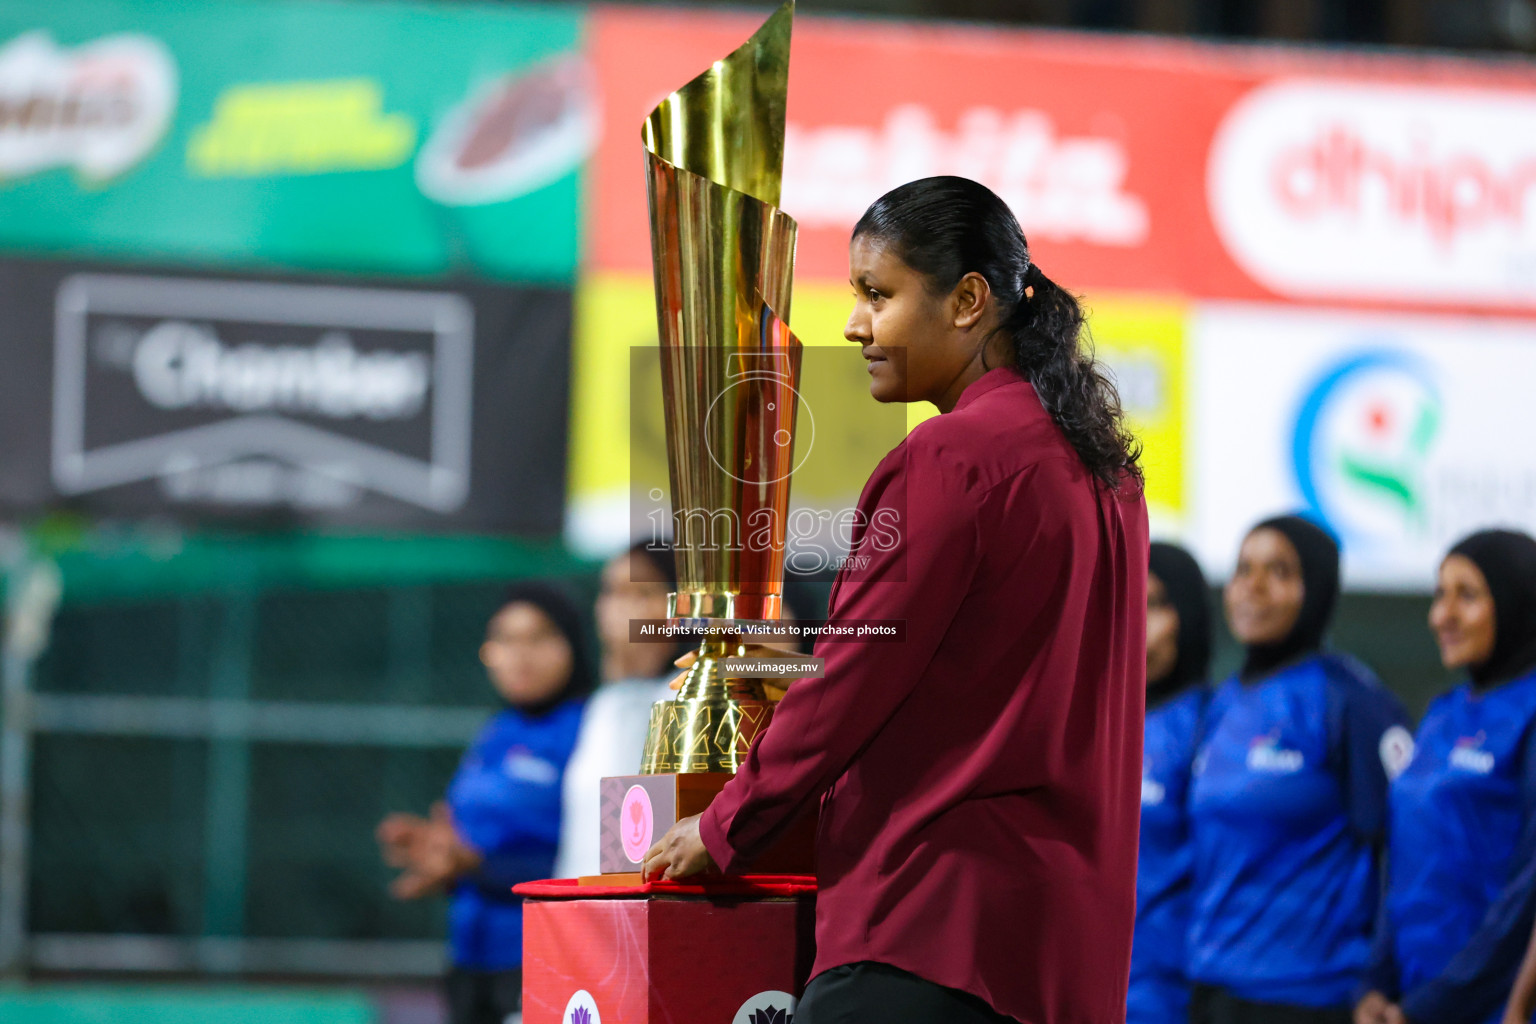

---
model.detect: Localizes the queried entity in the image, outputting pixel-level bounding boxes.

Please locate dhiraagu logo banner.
[1193,302,1536,589]
[0,0,589,283]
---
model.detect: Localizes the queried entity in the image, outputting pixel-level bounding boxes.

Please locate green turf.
[0,985,375,1024]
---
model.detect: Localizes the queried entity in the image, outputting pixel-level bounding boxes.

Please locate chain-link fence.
[2,532,599,979]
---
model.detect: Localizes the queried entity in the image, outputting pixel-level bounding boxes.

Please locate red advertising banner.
[588,5,1536,315]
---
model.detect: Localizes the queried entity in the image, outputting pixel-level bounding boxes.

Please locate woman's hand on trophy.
[640,813,718,882]
[665,648,699,691]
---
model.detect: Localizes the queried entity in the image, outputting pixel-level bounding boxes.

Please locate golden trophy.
[590,1,813,882]
[637,0,803,776]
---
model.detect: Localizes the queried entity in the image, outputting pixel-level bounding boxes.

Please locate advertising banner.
[0,0,589,283]
[0,259,573,533]
[1192,302,1536,589]
[587,5,1536,313]
[5,0,1534,569]
[572,4,1536,564]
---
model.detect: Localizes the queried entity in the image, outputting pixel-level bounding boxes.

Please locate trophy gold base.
[639,633,775,774]
[640,694,775,774]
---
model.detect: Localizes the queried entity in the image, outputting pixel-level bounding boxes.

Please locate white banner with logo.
[1208,79,1536,310]
[1190,302,1536,590]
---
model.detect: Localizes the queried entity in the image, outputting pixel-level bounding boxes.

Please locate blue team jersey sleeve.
[1400,720,1536,1024]
[1363,874,1400,999]
[1334,660,1412,1005]
[447,701,584,859]
[1362,690,1462,1003]
[1324,656,1411,848]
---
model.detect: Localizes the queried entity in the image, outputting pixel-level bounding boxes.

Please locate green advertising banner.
[0,0,588,282]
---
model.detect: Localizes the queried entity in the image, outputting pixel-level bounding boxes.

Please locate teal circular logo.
[1292,349,1441,548]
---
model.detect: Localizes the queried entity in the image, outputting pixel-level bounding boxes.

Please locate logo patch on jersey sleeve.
[1379,725,1415,780]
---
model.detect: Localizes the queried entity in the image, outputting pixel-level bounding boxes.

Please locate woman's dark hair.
[853,175,1142,491]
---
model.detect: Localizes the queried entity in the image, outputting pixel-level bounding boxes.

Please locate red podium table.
[516,876,816,1024]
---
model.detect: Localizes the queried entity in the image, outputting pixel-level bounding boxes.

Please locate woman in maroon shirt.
[642,176,1149,1024]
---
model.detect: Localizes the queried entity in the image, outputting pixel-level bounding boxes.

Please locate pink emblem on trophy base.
[620,784,654,864]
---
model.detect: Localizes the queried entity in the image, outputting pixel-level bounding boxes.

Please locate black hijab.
[1148,541,1212,704]
[621,539,693,663]
[1447,529,1536,689]
[495,580,596,712]
[626,539,678,590]
[1239,515,1341,683]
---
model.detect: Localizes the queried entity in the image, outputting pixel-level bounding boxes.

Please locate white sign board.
[1191,302,1536,590]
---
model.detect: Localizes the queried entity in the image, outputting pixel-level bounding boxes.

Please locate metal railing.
[0,540,549,979]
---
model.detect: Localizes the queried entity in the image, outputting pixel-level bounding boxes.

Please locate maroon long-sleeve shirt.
[699,366,1149,1024]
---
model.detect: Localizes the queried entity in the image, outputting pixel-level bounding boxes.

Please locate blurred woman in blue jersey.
[1131,542,1213,1024]
[553,541,682,879]
[1357,529,1536,1024]
[377,581,591,1024]
[1188,515,1409,1024]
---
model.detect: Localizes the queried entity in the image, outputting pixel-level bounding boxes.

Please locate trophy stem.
[640,631,776,774]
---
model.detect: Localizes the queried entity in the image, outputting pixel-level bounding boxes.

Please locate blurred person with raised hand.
[377,581,591,1024]
[1358,530,1536,1024]
[1130,542,1214,1024]
[552,540,683,880]
[1188,515,1410,1024]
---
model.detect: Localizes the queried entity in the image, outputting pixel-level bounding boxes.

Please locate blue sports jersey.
[1365,668,1536,1024]
[1187,653,1409,1008]
[1129,685,1208,1024]
[446,698,584,970]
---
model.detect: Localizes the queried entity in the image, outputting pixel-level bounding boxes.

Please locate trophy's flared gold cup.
[637,1,804,776]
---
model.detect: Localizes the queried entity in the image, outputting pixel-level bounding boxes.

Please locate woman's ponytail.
[1000,265,1141,492]
[854,176,1142,492]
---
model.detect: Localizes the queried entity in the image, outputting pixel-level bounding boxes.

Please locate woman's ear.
[951,272,991,330]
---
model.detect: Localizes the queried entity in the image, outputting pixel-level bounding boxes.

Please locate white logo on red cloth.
[0,30,177,182]
[783,105,1148,247]
[564,989,601,1024]
[1208,78,1536,308]
[620,784,654,864]
[733,990,798,1024]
